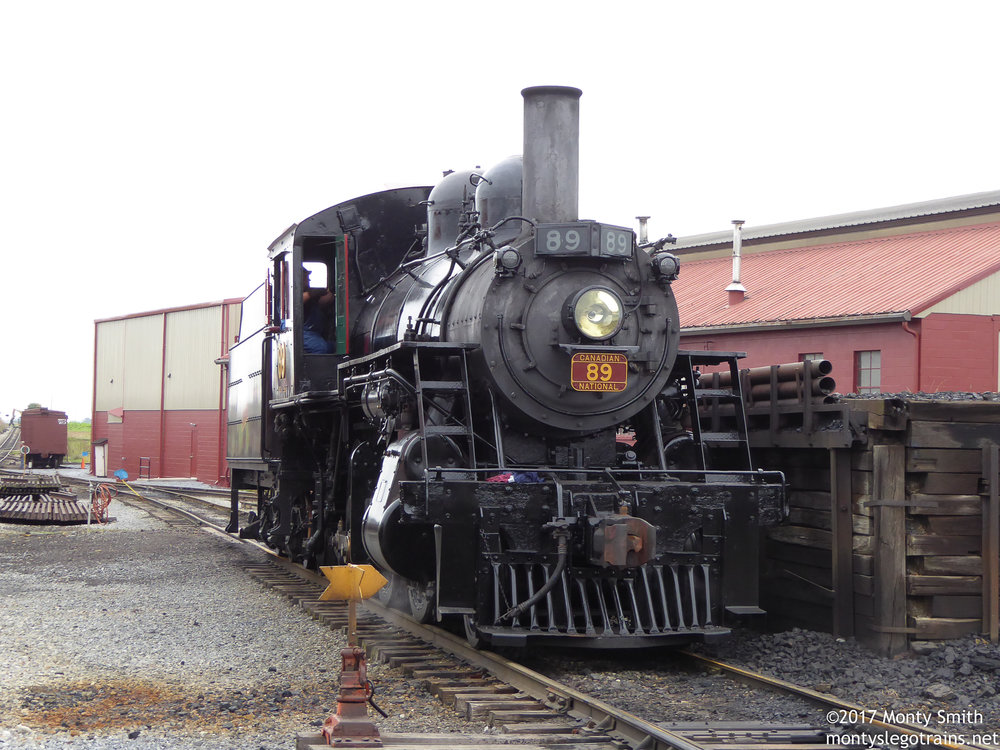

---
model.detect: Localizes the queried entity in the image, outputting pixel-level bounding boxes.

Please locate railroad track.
[0,426,21,453]
[0,429,24,469]
[51,483,997,750]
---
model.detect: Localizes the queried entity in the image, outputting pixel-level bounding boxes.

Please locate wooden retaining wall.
[752,398,1000,654]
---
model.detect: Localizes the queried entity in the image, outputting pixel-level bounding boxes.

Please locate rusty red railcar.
[20,408,68,468]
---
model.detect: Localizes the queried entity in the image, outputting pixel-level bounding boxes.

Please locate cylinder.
[521,86,582,224]
[748,376,837,401]
[715,360,833,388]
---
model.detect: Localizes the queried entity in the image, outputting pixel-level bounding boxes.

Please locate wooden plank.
[831,448,854,638]
[983,444,999,642]
[873,444,907,656]
[851,471,872,496]
[907,535,981,556]
[853,495,873,517]
[864,402,907,431]
[854,574,873,596]
[854,614,875,640]
[788,508,831,530]
[907,448,982,473]
[782,467,832,492]
[932,596,982,619]
[904,401,1000,424]
[854,593,874,617]
[765,539,832,569]
[854,554,873,576]
[771,560,833,589]
[907,473,980,495]
[759,447,830,469]
[925,516,984,536]
[767,526,832,550]
[909,494,982,515]
[909,421,1000,450]
[922,556,982,575]
[852,451,874,471]
[907,575,982,596]
[913,616,981,640]
[788,490,832,510]
[768,573,833,606]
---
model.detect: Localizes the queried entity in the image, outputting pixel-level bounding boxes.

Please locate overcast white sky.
[2,1,998,421]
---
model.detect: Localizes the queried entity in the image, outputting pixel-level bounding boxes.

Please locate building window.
[799,352,824,362]
[855,350,881,394]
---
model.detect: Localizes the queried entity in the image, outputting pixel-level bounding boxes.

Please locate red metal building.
[671,191,1000,394]
[91,300,242,485]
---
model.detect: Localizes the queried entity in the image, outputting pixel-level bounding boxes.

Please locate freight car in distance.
[20,408,68,469]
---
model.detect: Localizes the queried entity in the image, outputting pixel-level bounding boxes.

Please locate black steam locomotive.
[226,87,785,647]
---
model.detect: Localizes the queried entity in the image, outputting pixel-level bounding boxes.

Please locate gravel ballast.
[5,499,1000,748]
[522,627,1000,741]
[0,501,477,749]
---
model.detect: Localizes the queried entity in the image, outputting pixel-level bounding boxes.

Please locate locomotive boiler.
[226,87,785,647]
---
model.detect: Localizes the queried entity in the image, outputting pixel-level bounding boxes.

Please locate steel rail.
[72,479,868,750]
[682,651,997,750]
[358,596,699,750]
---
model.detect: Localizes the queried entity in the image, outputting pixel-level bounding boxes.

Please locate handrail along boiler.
[225,87,785,647]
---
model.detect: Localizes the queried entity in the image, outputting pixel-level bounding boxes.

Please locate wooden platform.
[755,397,1000,653]
[0,492,91,524]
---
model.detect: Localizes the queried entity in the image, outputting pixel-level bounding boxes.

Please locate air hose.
[496,532,569,623]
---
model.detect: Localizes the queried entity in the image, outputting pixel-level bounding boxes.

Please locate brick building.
[671,191,1000,394]
[91,300,241,484]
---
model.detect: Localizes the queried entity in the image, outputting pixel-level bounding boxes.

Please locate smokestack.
[636,216,650,245]
[726,219,746,305]
[521,86,582,224]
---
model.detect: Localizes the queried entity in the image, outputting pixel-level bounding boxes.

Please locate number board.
[570,352,628,392]
[535,222,633,259]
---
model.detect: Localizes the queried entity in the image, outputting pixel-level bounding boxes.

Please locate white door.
[95,444,108,477]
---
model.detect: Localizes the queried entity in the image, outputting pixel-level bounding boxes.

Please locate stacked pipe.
[713,360,837,406]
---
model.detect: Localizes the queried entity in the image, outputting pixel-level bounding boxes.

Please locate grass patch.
[67,423,91,464]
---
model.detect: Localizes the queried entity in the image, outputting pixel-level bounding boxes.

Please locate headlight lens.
[572,288,624,340]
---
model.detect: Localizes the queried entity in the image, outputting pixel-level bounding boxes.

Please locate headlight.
[569,287,624,340]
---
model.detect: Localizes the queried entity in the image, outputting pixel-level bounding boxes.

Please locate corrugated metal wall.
[226,301,242,349]
[95,318,126,412]
[164,306,223,410]
[123,314,164,410]
[922,269,1000,315]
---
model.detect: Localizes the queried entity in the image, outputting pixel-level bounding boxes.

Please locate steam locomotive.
[225,87,785,647]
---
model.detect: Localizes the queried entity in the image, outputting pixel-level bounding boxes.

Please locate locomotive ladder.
[677,352,753,472]
[411,346,477,475]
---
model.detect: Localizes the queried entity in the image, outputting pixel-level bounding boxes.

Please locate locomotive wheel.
[407,581,435,623]
[462,615,483,649]
[374,573,409,610]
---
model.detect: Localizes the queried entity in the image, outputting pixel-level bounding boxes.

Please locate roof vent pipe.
[726,219,747,305]
[521,86,582,224]
[636,216,650,245]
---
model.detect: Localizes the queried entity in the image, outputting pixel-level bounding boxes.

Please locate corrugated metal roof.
[674,221,1000,330]
[673,190,1000,250]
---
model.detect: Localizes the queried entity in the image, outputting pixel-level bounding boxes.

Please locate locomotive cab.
[266,188,432,400]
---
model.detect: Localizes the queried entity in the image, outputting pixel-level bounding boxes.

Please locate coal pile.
[699,628,1000,734]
